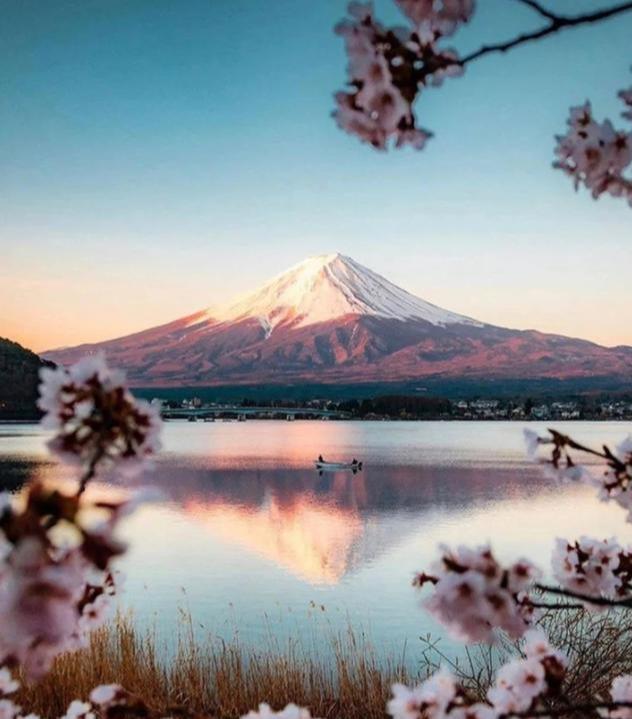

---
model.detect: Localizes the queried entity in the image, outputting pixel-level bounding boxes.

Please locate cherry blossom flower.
[415,545,540,643]
[487,630,566,715]
[552,536,632,604]
[487,658,546,714]
[89,685,124,707]
[333,1,467,150]
[0,670,18,697]
[588,437,632,519]
[606,675,632,719]
[525,430,632,520]
[448,705,496,719]
[0,481,156,679]
[0,699,20,719]
[60,701,95,719]
[554,97,632,206]
[0,536,88,678]
[38,354,161,478]
[523,628,567,670]
[387,669,460,719]
[241,704,317,719]
[524,429,595,483]
[395,0,475,43]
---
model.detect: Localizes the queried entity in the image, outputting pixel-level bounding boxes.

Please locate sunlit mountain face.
[43,254,632,386]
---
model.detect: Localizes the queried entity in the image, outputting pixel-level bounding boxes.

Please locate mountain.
[44,254,632,388]
[0,337,54,419]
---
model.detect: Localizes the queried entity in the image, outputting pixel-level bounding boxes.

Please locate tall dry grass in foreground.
[17,614,414,719]
[18,609,632,718]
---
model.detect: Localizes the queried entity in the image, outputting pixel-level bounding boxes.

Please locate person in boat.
[318,454,324,463]
[352,458,358,465]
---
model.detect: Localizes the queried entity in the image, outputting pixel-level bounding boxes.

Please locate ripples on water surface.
[0,420,629,659]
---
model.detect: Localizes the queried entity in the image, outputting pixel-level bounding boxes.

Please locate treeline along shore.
[2,335,632,421]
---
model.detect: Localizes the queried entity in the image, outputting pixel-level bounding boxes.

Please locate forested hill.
[0,337,53,419]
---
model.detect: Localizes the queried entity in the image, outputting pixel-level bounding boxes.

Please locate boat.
[314,459,363,472]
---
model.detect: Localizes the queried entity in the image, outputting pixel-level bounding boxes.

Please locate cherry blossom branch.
[536,584,632,609]
[77,445,106,497]
[460,2,632,66]
[527,600,583,611]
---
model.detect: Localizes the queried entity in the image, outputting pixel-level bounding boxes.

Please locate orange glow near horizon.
[3,252,632,352]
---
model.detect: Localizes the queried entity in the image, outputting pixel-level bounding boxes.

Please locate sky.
[1,0,631,352]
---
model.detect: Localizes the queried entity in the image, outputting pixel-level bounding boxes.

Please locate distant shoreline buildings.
[154,395,632,422]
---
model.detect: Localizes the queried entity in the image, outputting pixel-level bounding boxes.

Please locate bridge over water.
[161,405,351,420]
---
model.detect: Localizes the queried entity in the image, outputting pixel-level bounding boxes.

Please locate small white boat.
[314,459,363,472]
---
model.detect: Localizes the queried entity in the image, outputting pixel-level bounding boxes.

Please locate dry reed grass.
[17,613,415,719]
[18,609,632,718]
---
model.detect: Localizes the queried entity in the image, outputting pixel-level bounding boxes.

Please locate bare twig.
[460,2,632,66]
[514,0,557,22]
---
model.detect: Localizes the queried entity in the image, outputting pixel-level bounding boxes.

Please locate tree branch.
[536,583,632,608]
[77,445,106,497]
[528,599,584,610]
[514,0,557,22]
[460,2,632,66]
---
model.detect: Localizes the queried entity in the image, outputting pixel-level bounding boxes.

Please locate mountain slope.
[44,254,632,387]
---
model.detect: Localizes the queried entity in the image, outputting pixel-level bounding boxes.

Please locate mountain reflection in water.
[0,421,629,651]
[142,460,550,586]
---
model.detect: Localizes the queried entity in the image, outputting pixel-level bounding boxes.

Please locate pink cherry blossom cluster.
[333,1,472,150]
[38,355,161,479]
[554,94,632,206]
[386,630,565,719]
[0,675,153,719]
[414,544,540,643]
[552,536,632,604]
[395,0,474,43]
[242,704,317,719]
[486,629,567,716]
[607,675,632,719]
[0,355,162,687]
[525,429,632,519]
[0,482,133,679]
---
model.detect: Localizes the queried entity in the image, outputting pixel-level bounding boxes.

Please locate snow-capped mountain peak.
[44,253,632,388]
[205,253,481,333]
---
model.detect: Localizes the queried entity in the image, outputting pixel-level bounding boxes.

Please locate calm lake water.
[0,420,630,660]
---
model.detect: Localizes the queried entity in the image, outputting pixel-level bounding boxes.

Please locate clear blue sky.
[1,0,631,350]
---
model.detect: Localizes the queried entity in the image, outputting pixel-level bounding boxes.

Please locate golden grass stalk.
[20,607,632,718]
[18,613,415,719]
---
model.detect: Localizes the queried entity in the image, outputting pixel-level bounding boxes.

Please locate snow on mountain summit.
[43,252,632,388]
[205,253,481,333]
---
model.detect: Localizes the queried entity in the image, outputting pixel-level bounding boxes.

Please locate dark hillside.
[0,337,52,419]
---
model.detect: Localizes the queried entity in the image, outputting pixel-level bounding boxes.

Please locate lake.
[0,420,629,661]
